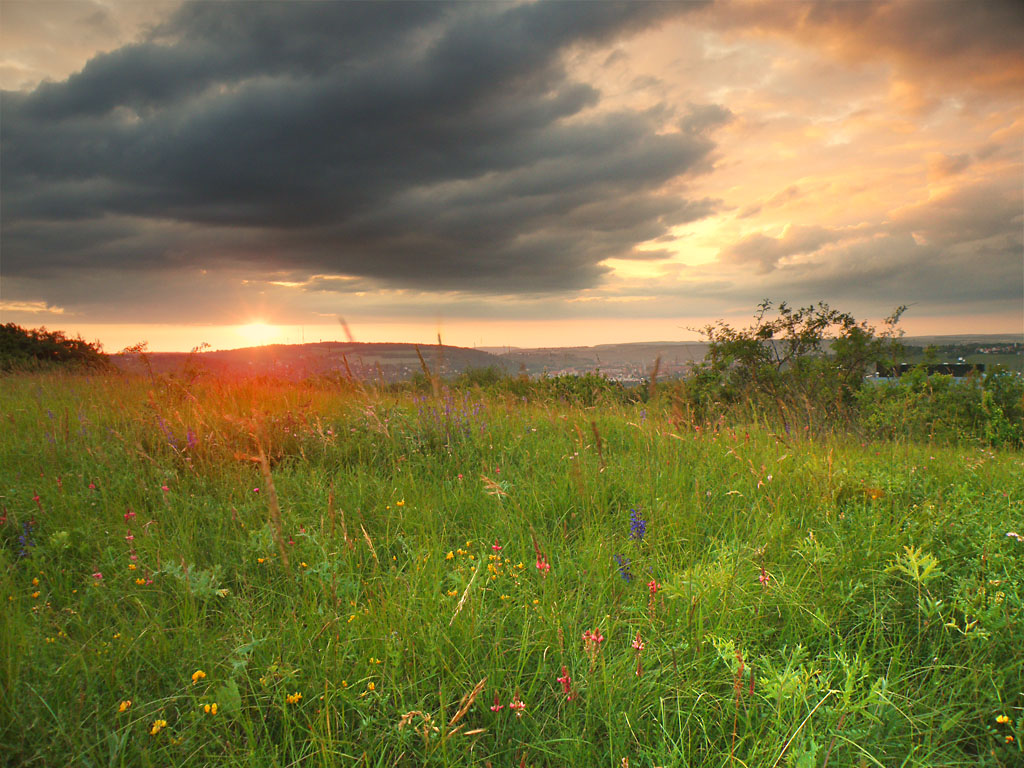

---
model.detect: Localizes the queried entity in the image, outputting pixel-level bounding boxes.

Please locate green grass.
[1,371,1022,767]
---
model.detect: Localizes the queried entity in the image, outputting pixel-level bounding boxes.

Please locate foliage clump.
[0,323,110,371]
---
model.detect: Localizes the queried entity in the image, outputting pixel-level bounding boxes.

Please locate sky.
[1,0,1022,352]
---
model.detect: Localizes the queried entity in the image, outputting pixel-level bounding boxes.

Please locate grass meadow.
[1,371,1022,767]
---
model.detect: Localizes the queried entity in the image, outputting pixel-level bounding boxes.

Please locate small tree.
[686,300,905,424]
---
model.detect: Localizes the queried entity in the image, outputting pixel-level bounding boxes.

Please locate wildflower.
[286,692,302,704]
[300,562,308,569]
[1007,735,1015,743]
[557,666,574,699]
[31,591,40,599]
[367,682,376,691]
[490,693,505,712]
[492,540,502,552]
[92,571,103,581]
[997,714,1011,724]
[758,567,771,588]
[631,631,645,652]
[32,578,39,587]
[613,554,633,582]
[536,553,550,576]
[191,669,206,684]
[446,551,454,560]
[257,557,266,564]
[396,500,405,507]
[118,700,132,713]
[203,703,218,714]
[125,534,134,542]
[509,693,525,716]
[629,509,646,542]
[135,578,146,585]
[150,719,167,735]
[88,483,96,490]
[160,485,169,493]
[128,564,136,571]
[253,487,260,493]
[1007,532,1023,543]
[648,579,660,595]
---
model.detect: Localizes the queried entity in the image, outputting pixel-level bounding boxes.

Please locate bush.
[857,366,1023,447]
[0,323,110,371]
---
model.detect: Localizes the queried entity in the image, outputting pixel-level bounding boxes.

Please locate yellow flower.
[191,669,206,684]
[113,633,120,640]
[367,682,375,691]
[396,500,405,507]
[118,700,132,713]
[286,692,302,704]
[447,589,458,597]
[32,578,39,586]
[128,564,136,571]
[135,578,146,585]
[300,562,308,568]
[341,680,348,688]
[445,551,454,560]
[31,591,40,599]
[348,614,356,623]
[997,714,1011,724]
[204,702,218,715]
[257,557,266,564]
[150,719,167,736]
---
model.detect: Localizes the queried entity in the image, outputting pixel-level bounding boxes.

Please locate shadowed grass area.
[1,371,1021,766]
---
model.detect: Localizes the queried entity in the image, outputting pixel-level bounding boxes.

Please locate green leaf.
[216,678,242,717]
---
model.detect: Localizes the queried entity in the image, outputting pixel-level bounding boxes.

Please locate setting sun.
[236,322,280,347]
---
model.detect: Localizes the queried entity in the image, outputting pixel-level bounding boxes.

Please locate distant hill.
[111,334,1022,380]
[113,341,510,381]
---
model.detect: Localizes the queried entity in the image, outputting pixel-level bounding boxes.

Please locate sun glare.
[236,321,279,347]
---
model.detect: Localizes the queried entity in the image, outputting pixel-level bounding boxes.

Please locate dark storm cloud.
[2,0,721,298]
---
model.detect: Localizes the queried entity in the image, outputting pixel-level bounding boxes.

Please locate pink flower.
[489,693,504,712]
[509,693,525,717]
[492,540,502,552]
[124,511,136,522]
[632,630,645,652]
[88,483,96,490]
[457,474,464,481]
[758,567,771,588]
[129,553,138,561]
[648,579,660,595]
[92,572,103,581]
[125,534,134,543]
[32,494,40,503]
[557,666,572,695]
[253,487,260,494]
[160,485,169,493]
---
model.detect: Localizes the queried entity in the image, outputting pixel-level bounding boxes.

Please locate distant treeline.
[0,323,110,371]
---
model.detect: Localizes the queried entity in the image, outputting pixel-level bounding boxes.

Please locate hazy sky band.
[1,1,1021,348]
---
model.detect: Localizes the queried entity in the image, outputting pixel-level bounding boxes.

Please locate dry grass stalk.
[258,448,290,568]
[449,560,481,626]
[414,344,441,399]
[480,475,507,498]
[590,419,605,470]
[648,354,661,401]
[361,524,379,564]
[448,677,487,728]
